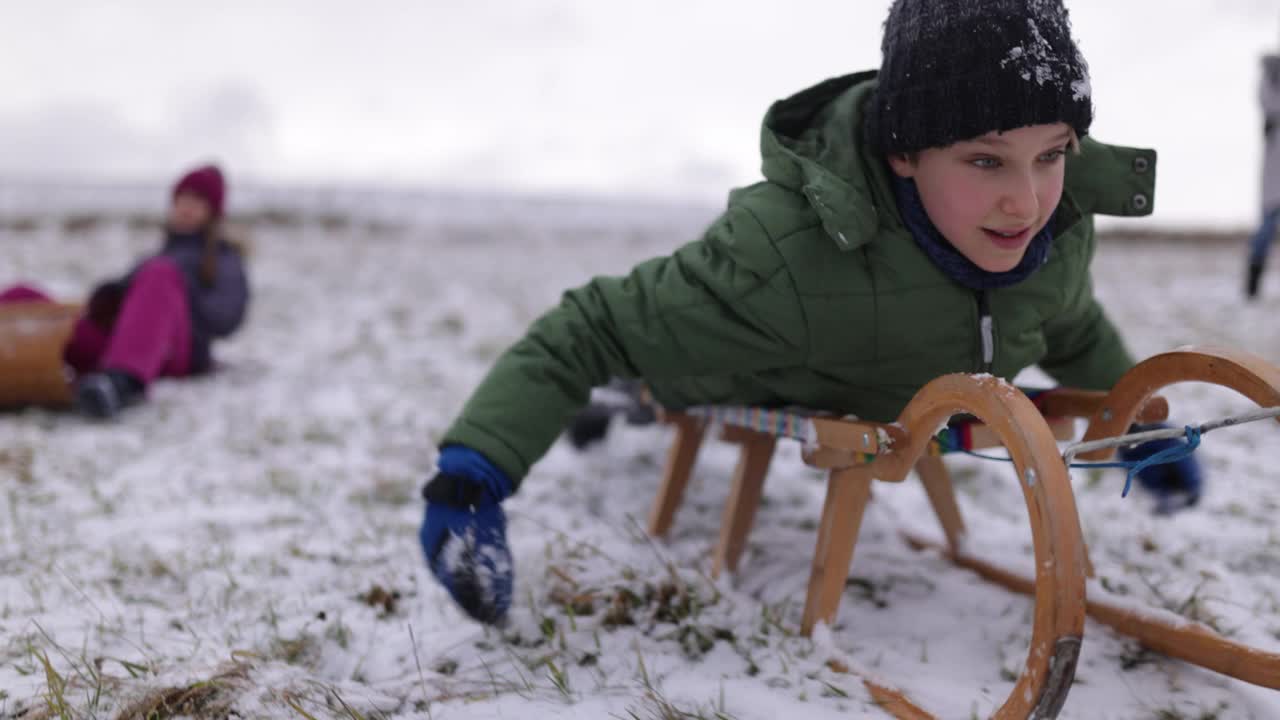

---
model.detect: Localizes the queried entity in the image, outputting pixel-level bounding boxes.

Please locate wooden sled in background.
[0,302,78,409]
[645,346,1280,719]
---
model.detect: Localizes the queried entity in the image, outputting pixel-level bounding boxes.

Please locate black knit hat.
[866,0,1093,154]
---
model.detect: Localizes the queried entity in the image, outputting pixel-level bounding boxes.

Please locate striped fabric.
[928,424,971,456]
[683,405,820,444]
[679,403,971,461]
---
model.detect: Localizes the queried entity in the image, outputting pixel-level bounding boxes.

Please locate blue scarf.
[891,175,1054,291]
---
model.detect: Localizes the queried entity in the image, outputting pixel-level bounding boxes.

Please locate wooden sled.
[0,302,78,409]
[903,346,1280,693]
[646,345,1277,717]
[650,376,1169,718]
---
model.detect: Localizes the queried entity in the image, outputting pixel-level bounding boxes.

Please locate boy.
[420,0,1202,624]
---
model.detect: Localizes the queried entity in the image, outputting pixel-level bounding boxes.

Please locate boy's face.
[888,123,1072,273]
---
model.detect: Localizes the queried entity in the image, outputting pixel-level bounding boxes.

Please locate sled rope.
[937,406,1280,497]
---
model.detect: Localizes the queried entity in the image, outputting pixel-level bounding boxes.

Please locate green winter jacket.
[442,71,1157,485]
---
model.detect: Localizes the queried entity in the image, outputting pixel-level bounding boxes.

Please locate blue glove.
[419,446,515,624]
[1117,424,1204,515]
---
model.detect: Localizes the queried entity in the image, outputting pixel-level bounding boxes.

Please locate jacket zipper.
[976,290,994,373]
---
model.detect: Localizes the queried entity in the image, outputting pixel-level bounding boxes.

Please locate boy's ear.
[887,153,916,178]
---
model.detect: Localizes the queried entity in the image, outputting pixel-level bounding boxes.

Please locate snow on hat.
[866,0,1093,154]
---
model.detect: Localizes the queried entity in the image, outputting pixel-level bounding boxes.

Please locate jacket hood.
[758,71,887,250]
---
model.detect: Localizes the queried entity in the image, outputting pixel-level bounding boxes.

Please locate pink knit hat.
[172,164,226,218]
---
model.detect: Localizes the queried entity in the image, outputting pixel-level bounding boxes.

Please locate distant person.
[0,164,250,418]
[1247,52,1280,299]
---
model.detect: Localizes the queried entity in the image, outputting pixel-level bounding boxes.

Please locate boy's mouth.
[981,225,1032,249]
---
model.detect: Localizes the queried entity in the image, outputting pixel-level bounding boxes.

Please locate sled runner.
[645,346,1280,719]
[0,302,78,409]
[901,347,1280,697]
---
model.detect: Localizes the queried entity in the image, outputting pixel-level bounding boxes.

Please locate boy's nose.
[998,174,1039,222]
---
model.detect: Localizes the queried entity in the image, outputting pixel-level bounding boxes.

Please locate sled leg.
[648,414,706,538]
[712,427,776,578]
[801,466,874,635]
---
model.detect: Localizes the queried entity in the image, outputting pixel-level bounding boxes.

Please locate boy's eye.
[969,156,1000,169]
[1039,148,1068,162]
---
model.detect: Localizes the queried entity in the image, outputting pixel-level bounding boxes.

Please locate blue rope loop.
[935,424,1202,499]
[1117,425,1201,498]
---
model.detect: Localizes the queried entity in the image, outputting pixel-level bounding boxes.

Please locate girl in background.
[0,164,250,418]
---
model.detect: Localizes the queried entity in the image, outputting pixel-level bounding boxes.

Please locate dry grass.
[110,663,249,720]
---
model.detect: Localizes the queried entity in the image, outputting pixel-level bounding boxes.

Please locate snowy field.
[2,196,1279,719]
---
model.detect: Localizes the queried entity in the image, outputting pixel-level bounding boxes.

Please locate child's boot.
[75,369,144,419]
[565,379,656,449]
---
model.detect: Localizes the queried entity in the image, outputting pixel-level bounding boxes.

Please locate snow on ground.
[1,199,1278,719]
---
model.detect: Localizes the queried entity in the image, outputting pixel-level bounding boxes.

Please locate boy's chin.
[946,233,1031,273]
[971,253,1026,273]
[977,256,1018,270]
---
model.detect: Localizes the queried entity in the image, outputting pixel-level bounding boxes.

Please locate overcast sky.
[0,0,1276,225]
